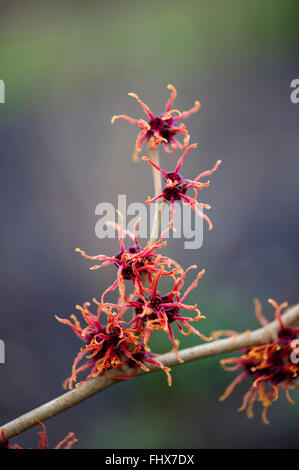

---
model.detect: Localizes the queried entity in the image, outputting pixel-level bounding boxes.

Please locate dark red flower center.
[162,171,187,201]
[127,346,148,368]
[114,244,145,280]
[84,325,127,366]
[147,113,175,142]
[135,293,179,323]
[278,327,297,343]
[244,328,299,385]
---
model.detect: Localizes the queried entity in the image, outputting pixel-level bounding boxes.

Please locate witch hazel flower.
[107,264,211,360]
[111,84,201,160]
[219,299,299,424]
[56,300,140,388]
[143,143,222,230]
[56,299,171,388]
[0,421,77,449]
[76,215,182,300]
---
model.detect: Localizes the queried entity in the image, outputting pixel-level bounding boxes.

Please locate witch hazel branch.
[1,84,299,448]
[58,85,219,390]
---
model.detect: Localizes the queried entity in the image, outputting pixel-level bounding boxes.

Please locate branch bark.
[149,147,165,244]
[2,301,299,441]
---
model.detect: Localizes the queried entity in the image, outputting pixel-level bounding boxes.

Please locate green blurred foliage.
[0,0,298,112]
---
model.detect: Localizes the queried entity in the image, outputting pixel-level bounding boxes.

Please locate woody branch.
[2,301,299,440]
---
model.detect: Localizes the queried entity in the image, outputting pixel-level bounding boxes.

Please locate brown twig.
[149,147,165,244]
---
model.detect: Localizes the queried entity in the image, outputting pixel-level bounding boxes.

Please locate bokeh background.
[0,0,298,449]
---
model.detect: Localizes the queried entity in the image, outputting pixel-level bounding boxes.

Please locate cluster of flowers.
[57,85,220,389]
[0,421,77,449]
[56,84,298,424]
[57,219,210,388]
[219,299,299,423]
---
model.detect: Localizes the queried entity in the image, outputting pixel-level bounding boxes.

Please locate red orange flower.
[143,144,221,229]
[105,264,211,360]
[56,299,171,388]
[220,299,299,424]
[111,84,201,160]
[76,216,181,300]
[0,421,77,449]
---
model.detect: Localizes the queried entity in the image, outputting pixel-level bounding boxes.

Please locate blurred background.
[0,0,298,449]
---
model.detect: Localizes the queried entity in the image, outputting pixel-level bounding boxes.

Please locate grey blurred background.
[0,0,298,449]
